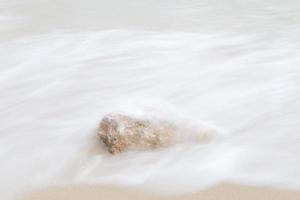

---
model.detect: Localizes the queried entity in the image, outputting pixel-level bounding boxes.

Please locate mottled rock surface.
[98,113,176,154]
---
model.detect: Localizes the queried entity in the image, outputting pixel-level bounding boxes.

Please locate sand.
[23,183,300,200]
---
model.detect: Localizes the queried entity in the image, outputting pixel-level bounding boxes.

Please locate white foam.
[1,0,300,199]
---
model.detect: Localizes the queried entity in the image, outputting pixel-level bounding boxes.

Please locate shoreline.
[23,183,300,200]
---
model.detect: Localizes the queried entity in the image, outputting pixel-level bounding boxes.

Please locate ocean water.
[0,0,300,199]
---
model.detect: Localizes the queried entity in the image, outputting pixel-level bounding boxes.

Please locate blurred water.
[0,0,300,199]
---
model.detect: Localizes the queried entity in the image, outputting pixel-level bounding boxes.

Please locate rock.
[98,113,176,154]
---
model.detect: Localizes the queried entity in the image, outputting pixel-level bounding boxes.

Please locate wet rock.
[98,113,176,154]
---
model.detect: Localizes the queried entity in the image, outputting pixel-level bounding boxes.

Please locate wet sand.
[23,183,300,200]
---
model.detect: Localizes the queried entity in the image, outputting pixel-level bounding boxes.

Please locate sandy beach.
[24,184,300,200]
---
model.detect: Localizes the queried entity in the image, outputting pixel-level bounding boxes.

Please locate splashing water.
[0,0,300,199]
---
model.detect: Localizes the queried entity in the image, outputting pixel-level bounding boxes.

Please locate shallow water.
[0,0,300,199]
